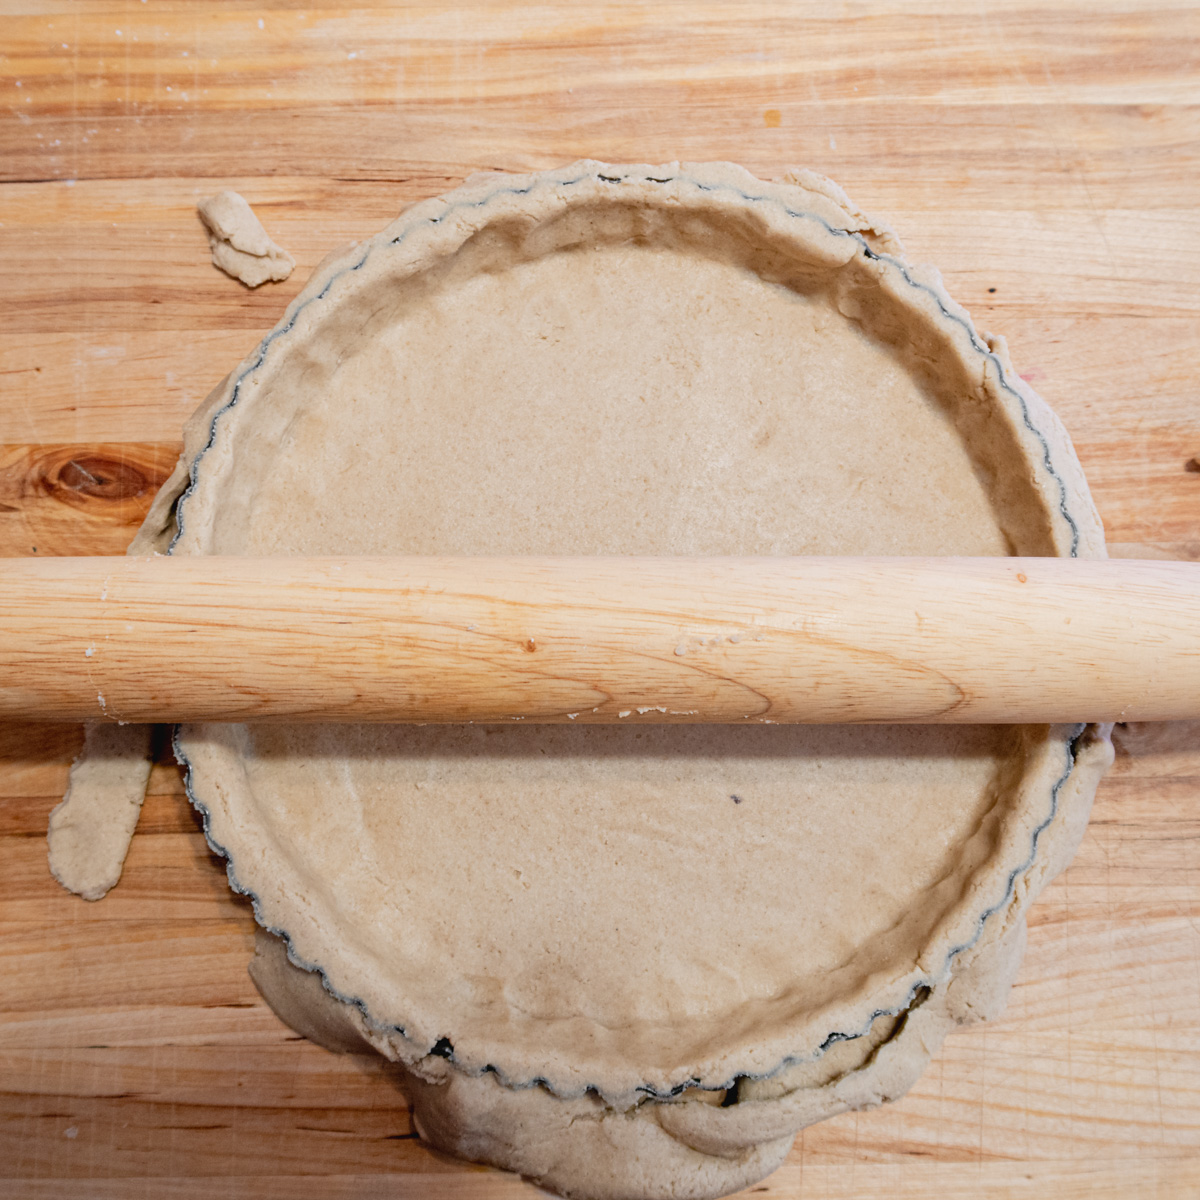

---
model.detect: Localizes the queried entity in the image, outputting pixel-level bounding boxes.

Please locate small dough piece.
[778,166,905,256]
[48,723,153,901]
[197,190,294,288]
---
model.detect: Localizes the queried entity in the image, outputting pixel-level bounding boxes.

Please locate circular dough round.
[144,165,1110,1172]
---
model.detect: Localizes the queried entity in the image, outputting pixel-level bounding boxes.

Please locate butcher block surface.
[2,2,1200,1196]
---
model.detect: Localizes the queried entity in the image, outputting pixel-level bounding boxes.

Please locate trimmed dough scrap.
[197,189,294,288]
[48,722,153,901]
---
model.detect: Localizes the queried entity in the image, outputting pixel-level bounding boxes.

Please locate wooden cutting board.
[2,2,1199,1196]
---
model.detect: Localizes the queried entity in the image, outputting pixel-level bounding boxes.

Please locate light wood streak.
[2,555,1199,725]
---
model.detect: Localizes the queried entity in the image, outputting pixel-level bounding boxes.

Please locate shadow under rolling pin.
[0,555,1196,725]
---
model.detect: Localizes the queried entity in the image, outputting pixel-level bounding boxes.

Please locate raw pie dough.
[132,163,1112,1198]
[48,722,153,901]
[197,190,294,288]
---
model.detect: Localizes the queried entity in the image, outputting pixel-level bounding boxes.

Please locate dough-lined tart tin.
[134,161,1113,1198]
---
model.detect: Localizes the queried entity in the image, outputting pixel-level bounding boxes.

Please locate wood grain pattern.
[5,556,1200,725]
[1,1,1198,1196]
[0,443,178,557]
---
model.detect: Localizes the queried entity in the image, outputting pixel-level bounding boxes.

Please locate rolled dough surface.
[135,162,1111,1197]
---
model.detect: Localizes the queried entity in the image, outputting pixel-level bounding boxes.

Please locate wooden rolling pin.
[0,555,1196,725]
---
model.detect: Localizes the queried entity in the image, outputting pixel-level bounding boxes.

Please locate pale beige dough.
[132,162,1111,1197]
[48,722,153,901]
[197,190,294,288]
